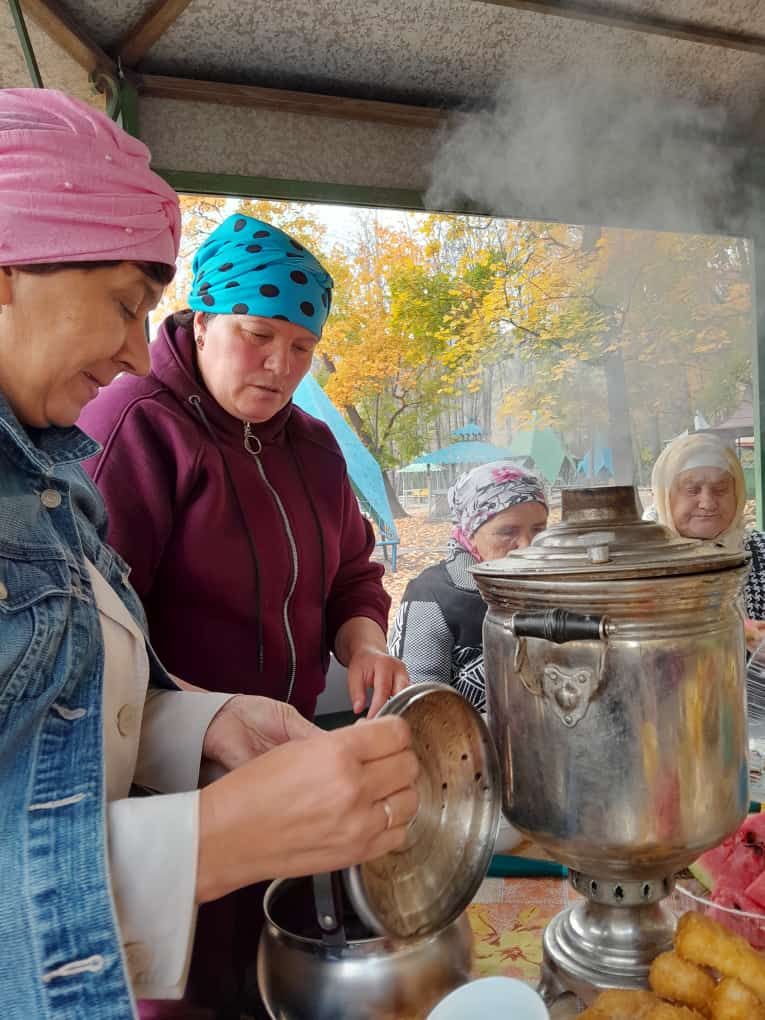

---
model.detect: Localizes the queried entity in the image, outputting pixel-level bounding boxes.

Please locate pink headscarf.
[448,460,548,559]
[0,89,180,268]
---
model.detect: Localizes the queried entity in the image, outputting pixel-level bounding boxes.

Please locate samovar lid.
[473,485,748,582]
[345,683,501,940]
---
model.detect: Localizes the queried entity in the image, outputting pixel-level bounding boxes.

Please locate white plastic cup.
[426,976,550,1019]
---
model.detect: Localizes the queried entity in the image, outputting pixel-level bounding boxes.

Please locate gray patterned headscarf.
[448,460,548,551]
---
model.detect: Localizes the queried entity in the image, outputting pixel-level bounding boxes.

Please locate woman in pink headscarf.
[0,90,418,1020]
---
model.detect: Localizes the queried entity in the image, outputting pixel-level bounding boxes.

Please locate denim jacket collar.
[0,389,100,475]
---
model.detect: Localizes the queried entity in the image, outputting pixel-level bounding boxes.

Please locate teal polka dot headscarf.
[188,213,333,336]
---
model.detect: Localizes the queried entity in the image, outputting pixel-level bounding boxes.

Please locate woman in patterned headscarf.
[79,212,411,1017]
[389,460,548,712]
[645,431,765,647]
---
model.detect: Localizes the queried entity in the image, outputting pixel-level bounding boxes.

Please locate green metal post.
[8,0,44,88]
[117,79,140,138]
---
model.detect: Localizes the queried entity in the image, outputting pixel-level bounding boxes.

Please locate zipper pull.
[243,421,262,456]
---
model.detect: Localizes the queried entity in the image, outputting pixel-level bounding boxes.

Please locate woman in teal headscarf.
[80,214,409,1016]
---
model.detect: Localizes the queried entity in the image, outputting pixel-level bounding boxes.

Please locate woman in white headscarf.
[647,432,765,646]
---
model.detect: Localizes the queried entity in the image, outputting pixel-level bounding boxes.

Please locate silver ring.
[382,799,393,831]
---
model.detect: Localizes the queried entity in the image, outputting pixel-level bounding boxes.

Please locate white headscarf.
[649,433,746,550]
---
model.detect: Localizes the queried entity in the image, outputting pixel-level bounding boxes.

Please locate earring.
[195,335,204,349]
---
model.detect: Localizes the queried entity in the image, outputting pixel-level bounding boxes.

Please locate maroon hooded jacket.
[79,315,390,721]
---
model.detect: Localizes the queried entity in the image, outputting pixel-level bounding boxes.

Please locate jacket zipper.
[243,422,298,703]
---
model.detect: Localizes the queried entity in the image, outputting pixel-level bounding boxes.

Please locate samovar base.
[537,873,677,1008]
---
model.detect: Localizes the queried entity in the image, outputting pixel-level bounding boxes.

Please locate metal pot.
[474,484,749,880]
[257,875,473,1020]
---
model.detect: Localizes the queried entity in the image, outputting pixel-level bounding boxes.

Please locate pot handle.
[511,608,608,644]
[313,871,347,948]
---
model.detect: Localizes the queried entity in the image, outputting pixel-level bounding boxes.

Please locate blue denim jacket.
[0,392,174,1019]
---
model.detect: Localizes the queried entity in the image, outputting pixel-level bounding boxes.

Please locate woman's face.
[0,264,162,428]
[669,466,737,540]
[472,502,549,560]
[195,313,318,423]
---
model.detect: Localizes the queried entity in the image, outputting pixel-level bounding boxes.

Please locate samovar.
[259,485,749,1016]
[473,485,749,1005]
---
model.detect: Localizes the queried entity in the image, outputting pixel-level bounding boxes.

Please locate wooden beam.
[477,0,765,56]
[117,0,194,68]
[20,0,116,73]
[136,74,450,129]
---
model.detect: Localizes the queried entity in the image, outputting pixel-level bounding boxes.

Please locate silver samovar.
[258,486,750,1017]
[473,485,749,1006]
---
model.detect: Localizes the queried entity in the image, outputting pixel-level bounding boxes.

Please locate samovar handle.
[510,610,611,725]
[511,608,609,643]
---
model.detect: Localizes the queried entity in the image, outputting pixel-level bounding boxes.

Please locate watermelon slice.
[687,814,765,948]
[706,888,765,949]
[746,869,765,910]
[690,836,736,890]
[740,812,765,845]
[716,841,765,891]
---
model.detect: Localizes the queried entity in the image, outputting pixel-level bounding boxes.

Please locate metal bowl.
[346,683,501,939]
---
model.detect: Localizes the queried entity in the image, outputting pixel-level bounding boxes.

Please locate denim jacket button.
[40,488,62,509]
[116,704,140,737]
[0,581,7,600]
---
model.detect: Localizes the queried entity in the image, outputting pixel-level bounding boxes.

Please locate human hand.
[202,695,318,771]
[745,618,765,655]
[197,715,419,902]
[347,647,410,718]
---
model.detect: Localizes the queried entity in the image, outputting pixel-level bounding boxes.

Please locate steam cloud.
[426,76,751,236]
[424,75,758,487]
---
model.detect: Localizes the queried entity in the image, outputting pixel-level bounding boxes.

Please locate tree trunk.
[317,355,409,519]
[383,471,409,519]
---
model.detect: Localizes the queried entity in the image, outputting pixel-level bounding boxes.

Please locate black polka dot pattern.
[192,215,334,331]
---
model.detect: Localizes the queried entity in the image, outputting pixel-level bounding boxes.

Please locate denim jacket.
[0,391,174,1020]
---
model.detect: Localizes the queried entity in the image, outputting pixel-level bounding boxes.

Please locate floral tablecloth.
[468,842,573,983]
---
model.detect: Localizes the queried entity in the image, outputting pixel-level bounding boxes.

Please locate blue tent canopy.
[452,422,483,438]
[293,375,397,536]
[577,445,614,478]
[407,440,514,468]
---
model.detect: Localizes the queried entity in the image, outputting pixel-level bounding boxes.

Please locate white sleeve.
[107,791,200,1000]
[133,689,234,793]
